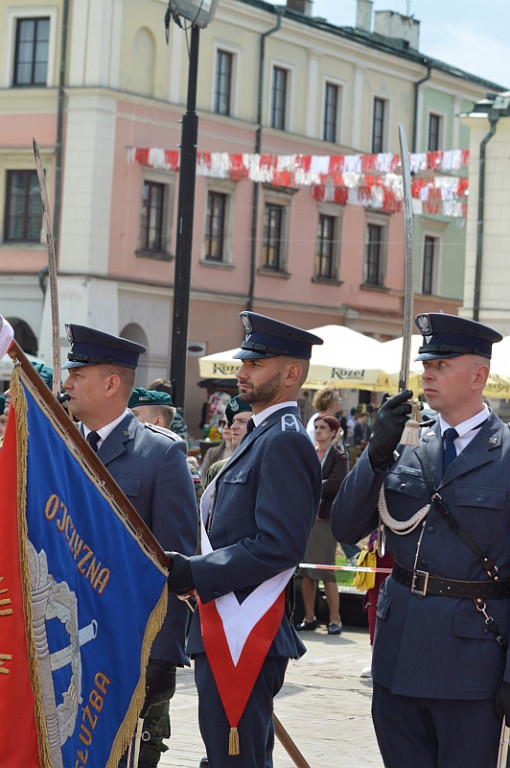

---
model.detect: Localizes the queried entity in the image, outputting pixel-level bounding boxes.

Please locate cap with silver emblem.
[63,324,146,369]
[414,313,502,361]
[233,312,323,361]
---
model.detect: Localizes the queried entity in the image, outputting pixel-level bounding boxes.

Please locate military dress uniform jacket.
[186,405,322,658]
[331,411,510,700]
[91,411,197,666]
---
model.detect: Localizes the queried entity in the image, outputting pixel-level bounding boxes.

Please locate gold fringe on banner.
[13,364,169,768]
[106,589,168,767]
[228,726,240,755]
[11,369,53,768]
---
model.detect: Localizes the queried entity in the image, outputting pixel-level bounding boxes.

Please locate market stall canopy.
[199,325,388,391]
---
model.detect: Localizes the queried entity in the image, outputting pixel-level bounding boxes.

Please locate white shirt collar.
[439,404,489,439]
[83,408,131,446]
[252,401,297,427]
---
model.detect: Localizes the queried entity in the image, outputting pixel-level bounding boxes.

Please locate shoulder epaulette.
[144,423,183,442]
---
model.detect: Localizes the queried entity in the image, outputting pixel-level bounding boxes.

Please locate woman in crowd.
[297,414,348,635]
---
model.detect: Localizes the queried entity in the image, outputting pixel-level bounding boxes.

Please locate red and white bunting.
[127,147,469,218]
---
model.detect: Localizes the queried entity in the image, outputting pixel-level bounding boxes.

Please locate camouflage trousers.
[138,699,171,768]
[119,696,174,768]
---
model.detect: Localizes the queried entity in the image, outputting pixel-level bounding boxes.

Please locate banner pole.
[5,334,169,569]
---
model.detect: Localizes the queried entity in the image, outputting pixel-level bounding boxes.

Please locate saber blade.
[398,121,414,393]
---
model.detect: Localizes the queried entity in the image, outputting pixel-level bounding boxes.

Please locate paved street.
[160,624,384,768]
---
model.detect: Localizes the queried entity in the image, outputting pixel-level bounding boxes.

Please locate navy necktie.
[443,428,458,473]
[87,430,100,453]
[241,418,255,444]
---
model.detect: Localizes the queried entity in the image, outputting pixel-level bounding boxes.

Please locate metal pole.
[473,111,499,322]
[170,23,200,411]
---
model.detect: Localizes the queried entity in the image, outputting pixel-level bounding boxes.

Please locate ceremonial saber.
[33,137,61,396]
[397,122,420,446]
[299,563,393,574]
[398,121,414,395]
[497,721,510,768]
[126,717,144,768]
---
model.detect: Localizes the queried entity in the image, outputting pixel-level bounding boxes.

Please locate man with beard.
[166,311,323,768]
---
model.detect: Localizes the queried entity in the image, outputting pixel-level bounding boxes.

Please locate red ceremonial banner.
[0,408,41,766]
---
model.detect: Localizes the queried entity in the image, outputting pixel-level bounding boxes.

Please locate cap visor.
[414,351,464,362]
[232,349,278,360]
[62,360,94,369]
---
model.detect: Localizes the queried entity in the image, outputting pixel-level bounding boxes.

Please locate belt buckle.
[411,569,429,596]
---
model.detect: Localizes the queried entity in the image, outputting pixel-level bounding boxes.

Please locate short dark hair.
[147,377,173,396]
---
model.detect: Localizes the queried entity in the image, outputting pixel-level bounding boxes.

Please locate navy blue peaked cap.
[233,311,323,360]
[63,324,146,369]
[414,313,502,361]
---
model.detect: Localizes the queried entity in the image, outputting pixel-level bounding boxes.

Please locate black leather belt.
[392,563,510,599]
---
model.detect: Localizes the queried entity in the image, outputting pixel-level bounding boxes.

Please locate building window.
[315,214,337,279]
[140,181,166,253]
[422,235,439,294]
[262,203,285,270]
[323,83,339,143]
[13,17,50,86]
[214,50,233,116]
[4,170,41,242]
[270,67,287,130]
[204,191,227,262]
[428,113,442,152]
[372,97,386,154]
[364,223,385,286]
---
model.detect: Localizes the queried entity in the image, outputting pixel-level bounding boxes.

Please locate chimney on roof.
[374,10,420,49]
[356,0,373,32]
[286,0,313,16]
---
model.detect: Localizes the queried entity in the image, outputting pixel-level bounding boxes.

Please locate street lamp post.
[165,0,219,412]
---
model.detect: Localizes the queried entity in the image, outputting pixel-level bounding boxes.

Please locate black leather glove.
[494,681,510,726]
[166,551,195,595]
[141,658,176,718]
[367,389,413,470]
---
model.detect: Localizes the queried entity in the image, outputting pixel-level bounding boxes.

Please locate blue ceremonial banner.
[9,366,168,768]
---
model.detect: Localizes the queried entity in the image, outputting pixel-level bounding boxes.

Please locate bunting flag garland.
[0,327,168,768]
[127,146,469,218]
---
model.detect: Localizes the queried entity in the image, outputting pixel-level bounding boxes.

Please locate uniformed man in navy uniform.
[332,313,510,768]
[166,312,323,768]
[62,324,197,768]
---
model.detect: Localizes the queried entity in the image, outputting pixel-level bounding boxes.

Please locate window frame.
[214,48,233,116]
[371,96,387,154]
[137,172,174,261]
[315,212,339,281]
[3,7,57,89]
[13,17,50,87]
[422,233,441,295]
[363,218,388,288]
[3,169,43,243]
[260,188,294,276]
[270,65,288,131]
[427,112,444,152]
[200,180,235,267]
[323,81,339,143]
[204,190,227,263]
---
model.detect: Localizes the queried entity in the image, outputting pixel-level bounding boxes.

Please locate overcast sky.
[310,0,509,88]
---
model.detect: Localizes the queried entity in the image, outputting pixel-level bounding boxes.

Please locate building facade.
[0,0,505,431]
